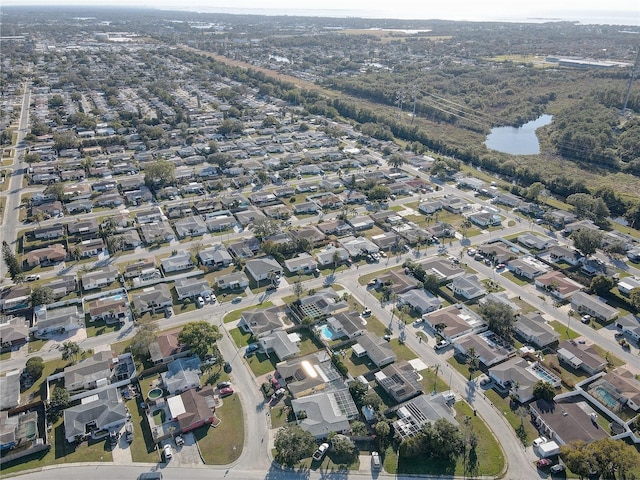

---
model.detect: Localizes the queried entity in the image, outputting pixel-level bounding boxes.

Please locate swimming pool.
[595,386,618,409]
[319,325,335,341]
[112,294,123,301]
[529,364,561,386]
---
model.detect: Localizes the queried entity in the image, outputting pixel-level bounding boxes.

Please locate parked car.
[165,306,173,318]
[245,343,260,355]
[204,293,212,303]
[550,464,566,473]
[175,435,184,446]
[413,318,424,327]
[210,294,217,303]
[25,274,40,281]
[224,361,232,373]
[371,451,381,469]
[125,422,134,443]
[232,296,242,303]
[197,296,205,308]
[537,458,553,468]
[217,381,232,389]
[163,444,173,460]
[312,443,329,461]
[581,314,591,324]
[266,284,277,292]
[362,307,372,317]
[533,436,548,448]
[434,339,450,350]
[220,387,234,397]
[366,279,377,288]
[109,431,119,446]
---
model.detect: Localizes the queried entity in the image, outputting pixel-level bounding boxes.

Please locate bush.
[25,356,45,380]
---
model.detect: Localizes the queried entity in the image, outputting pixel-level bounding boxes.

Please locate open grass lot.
[194,392,244,464]
[396,399,503,477]
[0,417,113,476]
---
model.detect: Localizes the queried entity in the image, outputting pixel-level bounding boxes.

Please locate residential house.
[123,257,158,280]
[63,388,127,443]
[161,357,202,395]
[534,271,582,300]
[65,199,93,214]
[24,244,67,268]
[291,391,353,438]
[78,238,106,258]
[371,232,401,251]
[375,361,423,404]
[276,350,343,399]
[131,284,173,314]
[517,233,552,251]
[85,296,128,324]
[513,312,560,348]
[0,410,40,455]
[507,256,550,280]
[347,215,374,231]
[168,386,217,434]
[0,286,31,314]
[234,208,267,228]
[479,293,520,313]
[297,289,349,321]
[293,202,319,215]
[139,220,176,244]
[135,207,164,224]
[68,218,99,236]
[173,216,208,238]
[595,368,640,412]
[617,277,640,297]
[259,330,300,361]
[245,257,282,283]
[161,252,194,274]
[377,270,421,295]
[324,312,366,340]
[284,253,318,275]
[453,331,517,368]
[397,289,442,315]
[477,242,516,264]
[441,196,467,214]
[421,257,465,283]
[31,201,62,219]
[32,305,84,338]
[31,224,65,241]
[81,267,119,291]
[557,340,608,375]
[548,245,582,266]
[571,291,619,323]
[339,236,379,257]
[174,278,212,301]
[316,247,350,268]
[492,192,521,208]
[423,305,487,341]
[418,200,443,215]
[149,328,191,365]
[353,332,396,368]
[238,307,288,338]
[615,315,640,342]
[317,219,352,236]
[450,275,486,300]
[393,394,459,440]
[63,351,118,393]
[227,237,261,259]
[0,319,29,352]
[216,271,250,291]
[489,357,561,403]
[468,211,501,228]
[289,226,327,248]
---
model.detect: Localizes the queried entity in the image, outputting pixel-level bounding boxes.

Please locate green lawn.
[194,392,244,464]
[84,319,122,338]
[245,351,279,377]
[397,399,504,477]
[447,354,482,381]
[230,327,253,348]
[484,389,538,442]
[128,396,160,463]
[270,402,294,429]
[27,338,46,353]
[500,270,531,286]
[388,339,417,362]
[299,450,361,471]
[21,358,68,404]
[341,348,377,377]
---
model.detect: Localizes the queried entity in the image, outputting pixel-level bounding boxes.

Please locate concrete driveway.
[162,432,202,466]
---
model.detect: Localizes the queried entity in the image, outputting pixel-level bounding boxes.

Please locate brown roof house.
[149,328,191,365]
[167,386,217,434]
[24,244,66,268]
[557,340,607,375]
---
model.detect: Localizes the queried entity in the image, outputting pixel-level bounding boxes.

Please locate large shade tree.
[274,424,317,467]
[178,321,222,359]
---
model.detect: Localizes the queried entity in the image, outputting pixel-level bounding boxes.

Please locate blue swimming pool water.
[112,294,123,301]
[595,386,618,409]
[319,325,335,341]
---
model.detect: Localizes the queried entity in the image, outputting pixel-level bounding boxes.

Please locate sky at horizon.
[2,0,640,25]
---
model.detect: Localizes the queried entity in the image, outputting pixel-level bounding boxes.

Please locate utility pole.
[433,363,440,394]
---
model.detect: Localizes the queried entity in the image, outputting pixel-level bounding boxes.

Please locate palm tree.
[461,219,472,239]
[332,250,341,272]
[60,341,81,364]
[466,347,480,380]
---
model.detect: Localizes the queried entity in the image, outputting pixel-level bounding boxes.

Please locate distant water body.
[171,6,640,26]
[484,114,553,155]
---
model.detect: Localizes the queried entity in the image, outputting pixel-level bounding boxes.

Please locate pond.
[484,114,553,155]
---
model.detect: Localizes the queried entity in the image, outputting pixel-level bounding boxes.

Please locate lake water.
[484,114,553,155]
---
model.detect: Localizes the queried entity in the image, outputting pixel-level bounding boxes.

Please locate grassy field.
[194,392,244,464]
[128,394,161,463]
[230,327,252,348]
